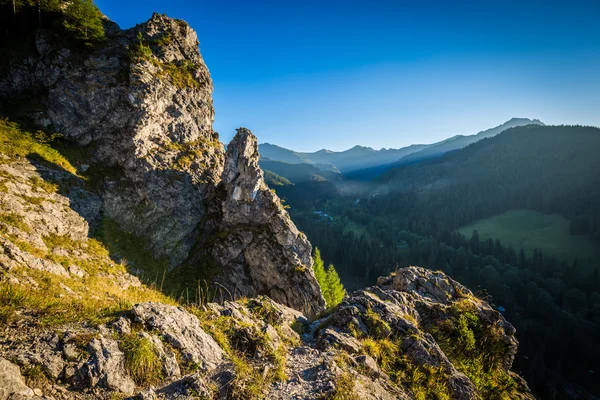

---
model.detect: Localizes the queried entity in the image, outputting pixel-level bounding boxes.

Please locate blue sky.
[96,0,600,151]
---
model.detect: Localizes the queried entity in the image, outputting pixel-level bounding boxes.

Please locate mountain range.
[259,117,544,177]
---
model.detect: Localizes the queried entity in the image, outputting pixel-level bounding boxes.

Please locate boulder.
[0,358,34,400]
[129,302,225,370]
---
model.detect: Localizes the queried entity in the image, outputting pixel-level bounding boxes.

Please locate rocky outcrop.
[207,129,325,316]
[0,268,533,399]
[129,302,226,370]
[0,12,324,316]
[1,12,221,266]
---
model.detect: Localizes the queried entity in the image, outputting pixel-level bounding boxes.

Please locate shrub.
[363,308,391,340]
[130,32,153,60]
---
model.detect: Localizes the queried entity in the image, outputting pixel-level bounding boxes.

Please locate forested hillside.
[376,124,600,239]
[260,159,340,209]
[394,117,544,165]
[279,125,600,399]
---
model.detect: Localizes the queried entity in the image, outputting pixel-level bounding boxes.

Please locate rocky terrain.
[0,11,323,316]
[0,7,533,400]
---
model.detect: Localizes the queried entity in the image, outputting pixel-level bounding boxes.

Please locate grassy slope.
[458,209,600,271]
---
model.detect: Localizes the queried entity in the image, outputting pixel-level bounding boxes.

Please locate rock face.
[129,302,225,370]
[1,13,221,266]
[0,13,324,316]
[207,129,326,316]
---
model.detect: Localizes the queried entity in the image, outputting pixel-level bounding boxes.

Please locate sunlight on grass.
[0,118,78,175]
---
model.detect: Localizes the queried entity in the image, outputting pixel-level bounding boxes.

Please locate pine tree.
[325,264,346,307]
[62,0,104,42]
[312,248,346,308]
[312,248,328,300]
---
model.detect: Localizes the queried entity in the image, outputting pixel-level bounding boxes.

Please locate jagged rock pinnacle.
[211,127,326,316]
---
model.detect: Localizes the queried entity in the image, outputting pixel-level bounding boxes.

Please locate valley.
[262,123,600,399]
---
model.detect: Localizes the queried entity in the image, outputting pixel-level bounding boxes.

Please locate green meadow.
[458,210,600,272]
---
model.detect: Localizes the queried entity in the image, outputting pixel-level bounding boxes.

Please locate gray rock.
[15,336,65,381]
[155,373,213,399]
[355,355,381,378]
[129,302,225,370]
[316,328,362,355]
[208,129,326,317]
[0,358,35,400]
[86,336,136,395]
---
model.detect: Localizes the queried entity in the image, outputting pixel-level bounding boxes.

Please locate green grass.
[342,219,370,240]
[458,209,600,271]
[0,212,32,233]
[120,333,162,386]
[0,118,77,175]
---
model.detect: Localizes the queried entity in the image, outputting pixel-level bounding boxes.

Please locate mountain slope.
[259,143,317,165]
[0,12,324,316]
[259,159,342,183]
[375,124,600,237]
[395,117,544,165]
[305,144,429,172]
[259,159,341,209]
[259,143,429,173]
[260,118,543,177]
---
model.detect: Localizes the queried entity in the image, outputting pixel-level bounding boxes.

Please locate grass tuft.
[120,333,162,386]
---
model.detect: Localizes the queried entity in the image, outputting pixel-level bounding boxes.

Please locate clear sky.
[96,0,600,151]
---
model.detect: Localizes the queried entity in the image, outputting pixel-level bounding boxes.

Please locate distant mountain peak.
[505,117,544,126]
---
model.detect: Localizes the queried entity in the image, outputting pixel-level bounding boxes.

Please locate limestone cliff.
[0,12,324,316]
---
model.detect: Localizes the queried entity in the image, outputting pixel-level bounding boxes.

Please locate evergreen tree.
[312,248,328,300]
[63,0,104,42]
[312,248,346,308]
[325,264,346,307]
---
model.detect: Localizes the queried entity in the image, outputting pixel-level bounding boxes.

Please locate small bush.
[363,308,392,340]
[22,365,49,388]
[155,33,171,47]
[159,61,200,89]
[130,32,153,60]
[246,298,281,326]
[328,371,357,400]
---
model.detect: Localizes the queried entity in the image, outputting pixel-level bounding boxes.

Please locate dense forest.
[266,124,600,399]
[373,125,600,240]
